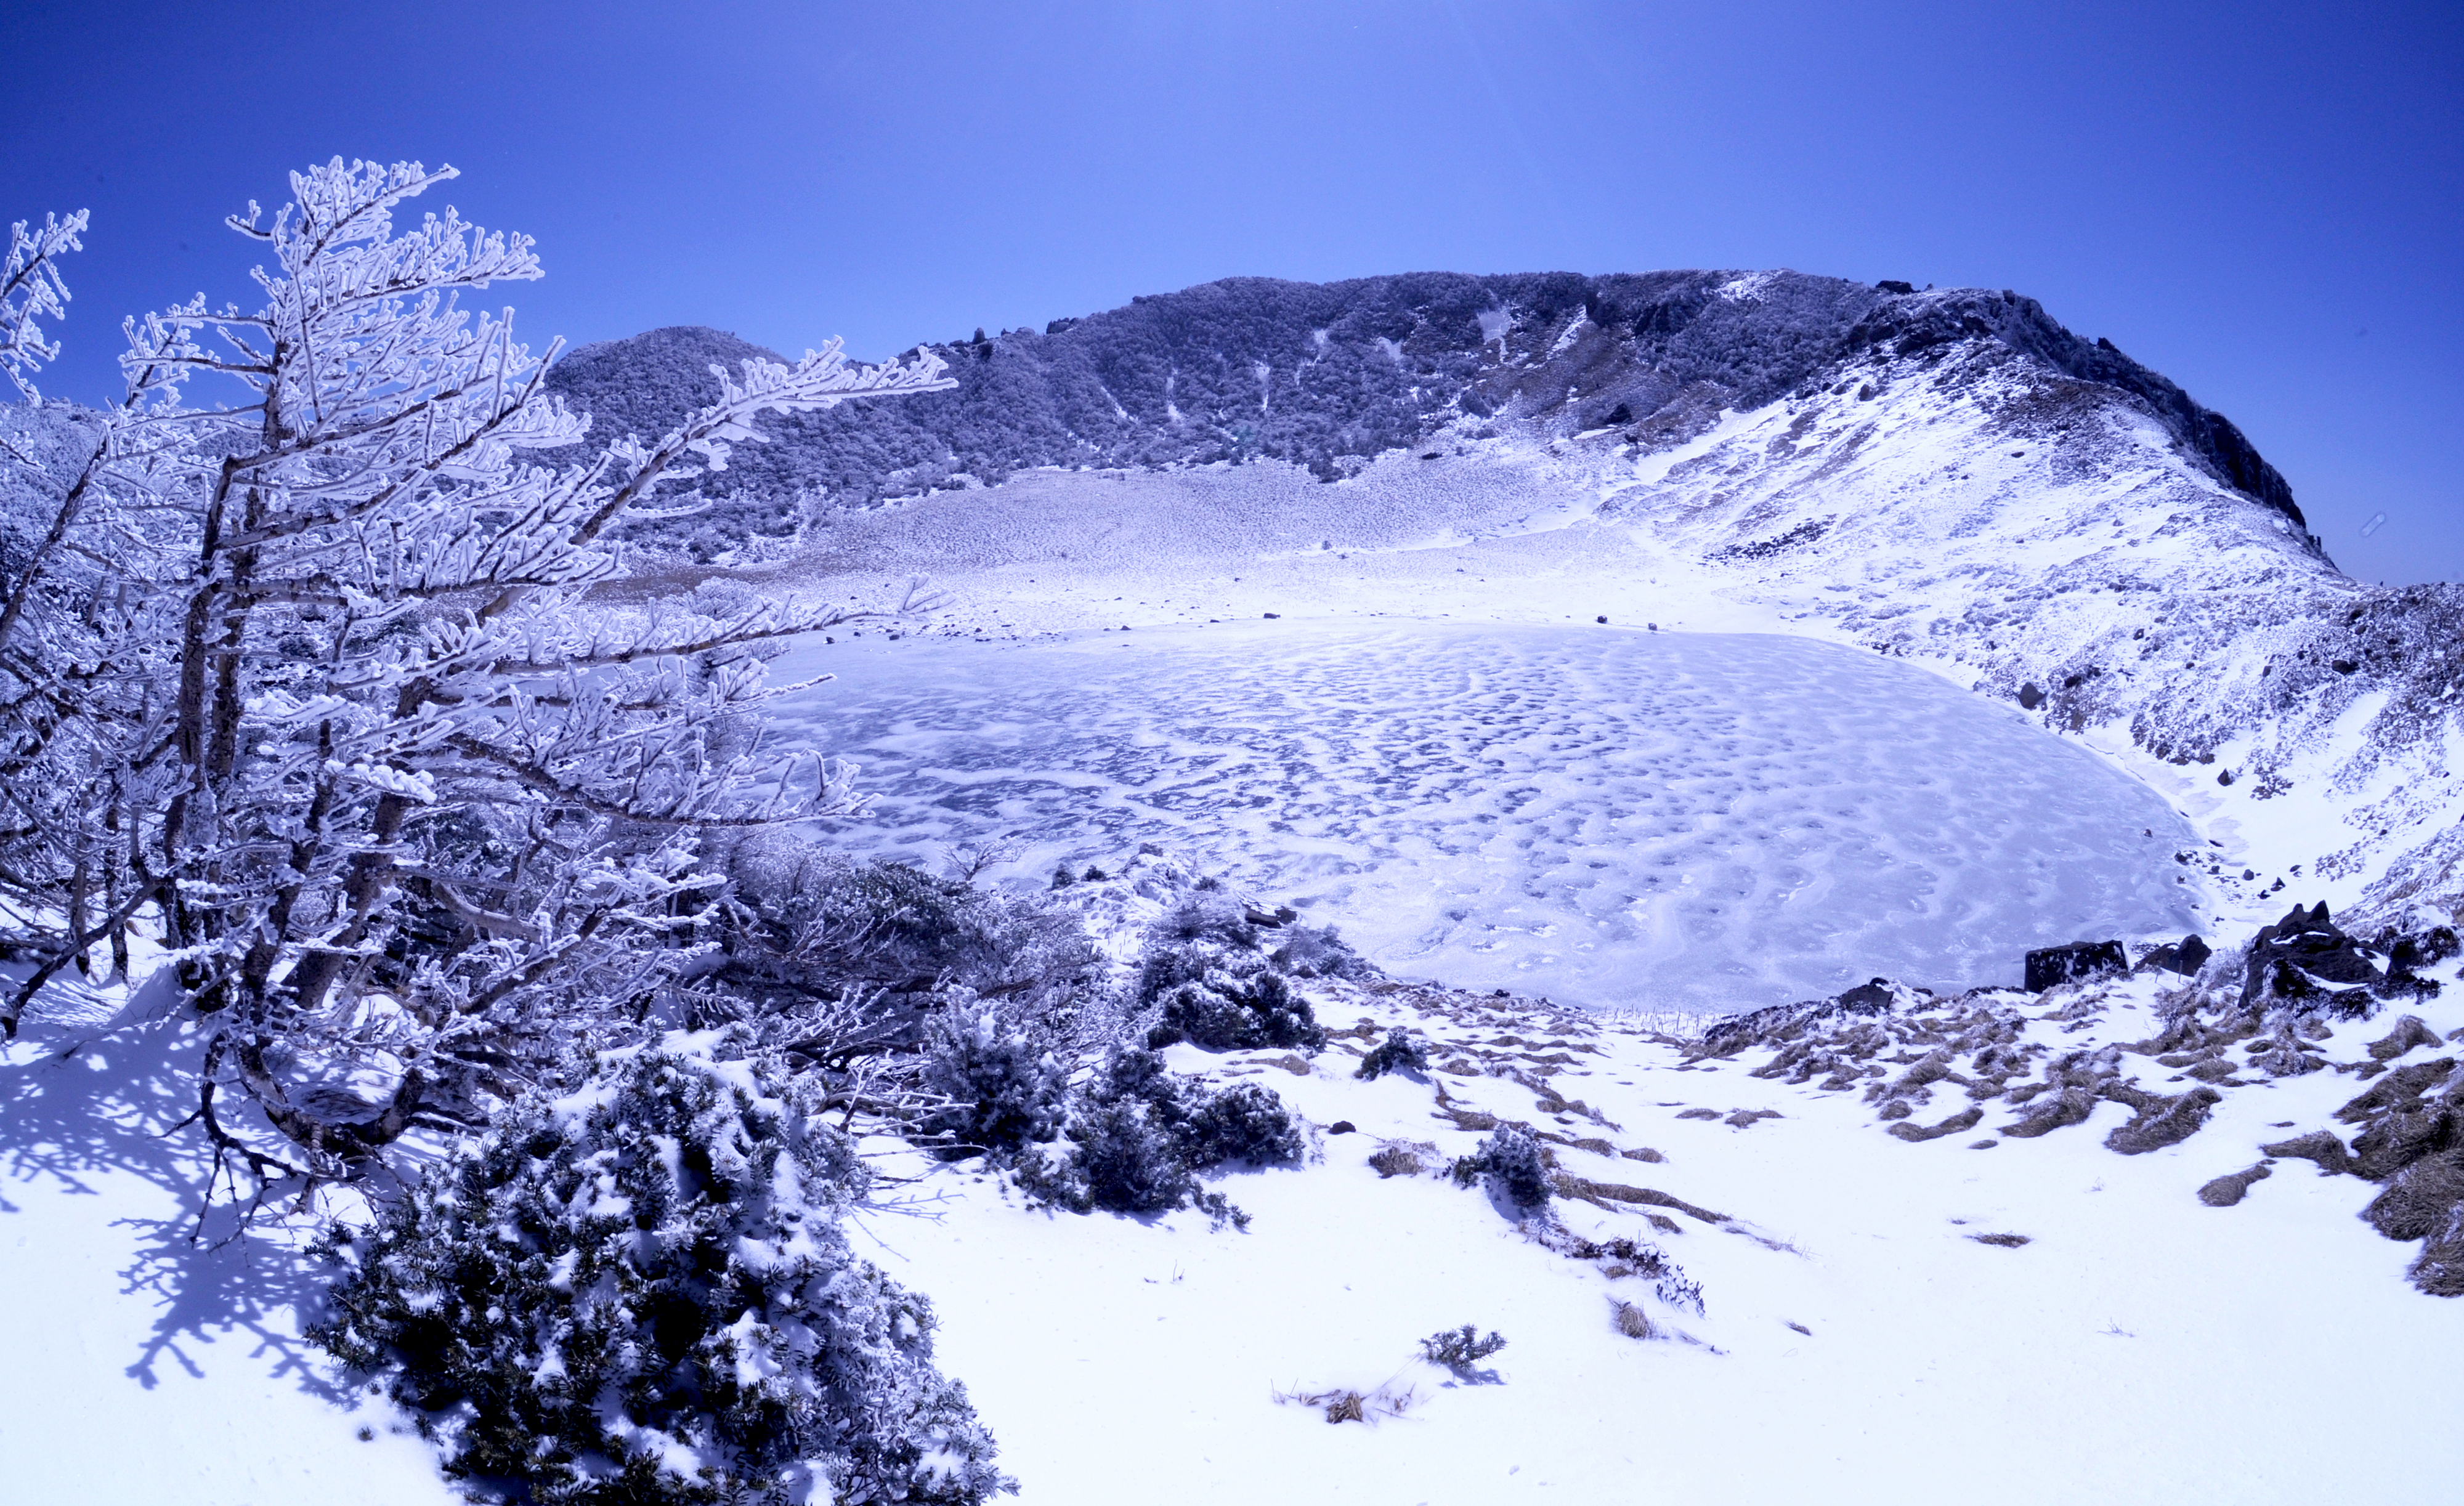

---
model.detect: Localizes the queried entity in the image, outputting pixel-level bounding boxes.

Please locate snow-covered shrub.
[1137,939,1325,1051]
[1181,1082,1309,1166]
[919,1008,1068,1157]
[1419,1326,1508,1377]
[1451,1124,1552,1210]
[312,1037,1011,1505]
[1152,890,1260,948]
[1270,923,1374,981]
[1019,1047,1304,1225]
[1353,1028,1430,1081]
[716,841,1100,1019]
[1064,1092,1210,1219]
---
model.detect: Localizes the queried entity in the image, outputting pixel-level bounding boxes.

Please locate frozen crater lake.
[768,623,2202,1013]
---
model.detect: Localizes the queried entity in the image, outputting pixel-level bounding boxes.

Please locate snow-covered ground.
[0,966,447,1504]
[15,916,2460,1504]
[870,933,2464,1504]
[7,326,2461,1502]
[772,621,2204,1011]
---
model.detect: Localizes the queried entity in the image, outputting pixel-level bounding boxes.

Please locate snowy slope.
[860,865,2464,1504]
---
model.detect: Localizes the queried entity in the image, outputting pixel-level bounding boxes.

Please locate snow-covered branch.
[0,209,86,398]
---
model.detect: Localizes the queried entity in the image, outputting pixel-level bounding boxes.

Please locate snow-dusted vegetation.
[6,158,2463,1505]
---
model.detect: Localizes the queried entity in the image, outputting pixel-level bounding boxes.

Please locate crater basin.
[766,622,2203,1013]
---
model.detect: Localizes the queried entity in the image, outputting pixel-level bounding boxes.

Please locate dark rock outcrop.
[2024,940,2128,993]
[2239,902,2384,1013]
[2136,934,2212,978]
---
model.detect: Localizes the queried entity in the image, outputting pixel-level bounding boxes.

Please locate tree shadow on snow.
[0,969,350,1401]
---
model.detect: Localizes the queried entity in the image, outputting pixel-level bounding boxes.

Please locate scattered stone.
[2025,940,2128,993]
[1968,1139,2000,1149]
[1327,1120,1356,1135]
[1969,1233,2031,1248]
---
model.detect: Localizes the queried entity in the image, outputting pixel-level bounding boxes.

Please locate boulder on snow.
[1834,978,1900,1014]
[2136,934,2212,978]
[2239,901,2386,1014]
[2024,940,2128,993]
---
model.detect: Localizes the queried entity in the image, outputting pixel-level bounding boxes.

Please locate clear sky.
[6,1,2458,581]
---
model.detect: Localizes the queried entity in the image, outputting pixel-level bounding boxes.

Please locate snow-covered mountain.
[547,270,2303,538]
[556,270,2461,932]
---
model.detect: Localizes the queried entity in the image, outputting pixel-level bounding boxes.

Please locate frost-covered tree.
[0,209,86,397]
[312,1034,1011,1505]
[0,161,952,1184]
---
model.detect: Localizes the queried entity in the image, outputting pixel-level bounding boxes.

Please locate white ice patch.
[771,623,2200,1011]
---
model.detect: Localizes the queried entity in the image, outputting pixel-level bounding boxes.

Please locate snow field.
[871,961,2464,1504]
[772,621,2203,1013]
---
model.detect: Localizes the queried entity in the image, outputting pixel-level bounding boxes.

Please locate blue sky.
[6,1,2458,581]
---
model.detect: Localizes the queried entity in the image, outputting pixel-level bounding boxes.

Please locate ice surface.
[770,621,2202,1011]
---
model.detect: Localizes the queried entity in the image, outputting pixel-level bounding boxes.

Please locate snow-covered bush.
[1137,928,1326,1051]
[1270,923,1374,981]
[713,841,1101,1027]
[312,1037,1011,1505]
[1452,1123,1552,1210]
[918,1008,1068,1157]
[1019,1047,1304,1225]
[1419,1326,1508,1378]
[1354,1028,1430,1081]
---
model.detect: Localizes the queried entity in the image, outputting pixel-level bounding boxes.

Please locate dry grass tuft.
[1969,1232,2032,1248]
[1368,1138,1438,1179]
[1272,1381,1417,1425]
[1609,1298,1654,1340]
[2197,1162,2273,1207]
